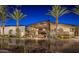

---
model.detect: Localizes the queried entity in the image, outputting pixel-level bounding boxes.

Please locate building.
[0,26,25,37]
[28,21,79,38]
[0,21,78,39]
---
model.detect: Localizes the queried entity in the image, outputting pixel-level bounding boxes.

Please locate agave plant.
[48,5,69,31]
[10,8,26,37]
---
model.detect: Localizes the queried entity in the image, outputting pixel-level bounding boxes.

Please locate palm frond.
[10,8,26,20]
[0,5,8,20]
[59,7,69,16]
[10,13,17,20]
[47,5,69,17]
[73,6,79,15]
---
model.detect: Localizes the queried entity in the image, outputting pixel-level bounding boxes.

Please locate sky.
[0,5,79,26]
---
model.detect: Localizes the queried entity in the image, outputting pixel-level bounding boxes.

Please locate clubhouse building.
[0,21,78,39]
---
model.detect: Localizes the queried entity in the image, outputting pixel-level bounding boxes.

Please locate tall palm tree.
[0,6,8,37]
[0,5,8,49]
[48,5,69,31]
[10,8,26,37]
[72,6,79,36]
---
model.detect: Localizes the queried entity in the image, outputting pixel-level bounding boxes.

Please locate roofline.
[0,25,25,27]
[28,20,79,27]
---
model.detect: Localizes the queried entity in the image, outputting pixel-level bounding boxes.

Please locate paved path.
[0,50,12,53]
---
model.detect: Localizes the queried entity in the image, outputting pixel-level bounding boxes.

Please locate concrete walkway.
[0,50,12,53]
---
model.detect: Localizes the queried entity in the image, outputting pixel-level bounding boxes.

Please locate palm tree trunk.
[47,20,51,52]
[16,19,19,30]
[56,16,58,31]
[2,20,5,37]
[1,20,5,49]
[16,19,19,38]
[48,20,50,32]
[2,25,4,37]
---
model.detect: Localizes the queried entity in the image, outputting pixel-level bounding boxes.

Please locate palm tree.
[73,6,79,15]
[0,5,8,49]
[10,8,26,37]
[73,6,79,36]
[48,5,69,31]
[0,6,8,37]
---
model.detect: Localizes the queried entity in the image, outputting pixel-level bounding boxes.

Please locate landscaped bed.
[0,38,78,53]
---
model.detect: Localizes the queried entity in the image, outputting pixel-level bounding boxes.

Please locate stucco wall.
[0,26,25,36]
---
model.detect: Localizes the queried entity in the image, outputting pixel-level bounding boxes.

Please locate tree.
[0,6,8,37]
[10,8,26,37]
[0,5,8,49]
[73,6,79,36]
[48,5,69,31]
[73,6,79,15]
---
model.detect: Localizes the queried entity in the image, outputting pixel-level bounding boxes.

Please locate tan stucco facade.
[0,26,25,36]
